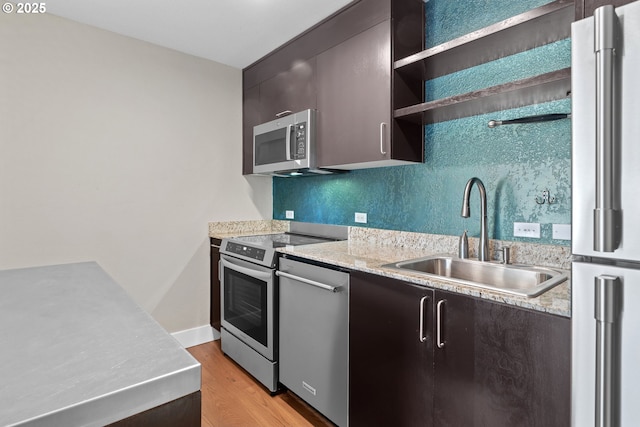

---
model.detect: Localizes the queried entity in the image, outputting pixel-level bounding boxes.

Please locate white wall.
[0,12,272,333]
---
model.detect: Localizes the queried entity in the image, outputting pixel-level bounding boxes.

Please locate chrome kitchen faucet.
[461,177,489,261]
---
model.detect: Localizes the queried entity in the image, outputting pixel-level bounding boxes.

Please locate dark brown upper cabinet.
[241,0,425,174]
[241,60,317,175]
[259,58,317,121]
[394,0,575,125]
[242,84,260,175]
[316,21,397,168]
[315,1,425,169]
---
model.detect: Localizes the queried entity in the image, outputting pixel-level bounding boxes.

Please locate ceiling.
[46,0,355,69]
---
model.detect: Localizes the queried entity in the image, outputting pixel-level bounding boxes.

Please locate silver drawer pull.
[380,122,387,155]
[419,296,429,343]
[276,270,340,292]
[275,110,293,118]
[436,299,446,349]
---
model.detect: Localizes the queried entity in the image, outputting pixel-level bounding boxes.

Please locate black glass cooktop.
[228,232,336,249]
[220,224,347,267]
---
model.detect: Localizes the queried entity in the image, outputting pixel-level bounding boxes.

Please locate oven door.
[220,254,275,360]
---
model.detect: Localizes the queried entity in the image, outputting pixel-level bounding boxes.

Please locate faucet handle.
[499,246,511,264]
[459,230,469,259]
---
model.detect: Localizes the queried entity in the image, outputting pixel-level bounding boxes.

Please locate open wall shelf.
[394,68,571,125]
[392,0,574,125]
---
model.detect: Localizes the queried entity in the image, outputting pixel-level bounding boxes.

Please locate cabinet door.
[259,57,316,120]
[316,21,391,168]
[242,84,260,175]
[209,239,221,330]
[434,290,571,427]
[349,271,434,427]
[432,291,476,426]
[242,60,316,175]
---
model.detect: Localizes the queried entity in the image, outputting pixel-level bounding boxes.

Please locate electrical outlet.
[553,224,571,240]
[285,210,294,219]
[355,212,367,224]
[513,222,540,238]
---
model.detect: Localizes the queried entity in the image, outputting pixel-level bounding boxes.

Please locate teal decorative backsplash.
[272,0,572,246]
[273,99,571,245]
[425,0,552,48]
[425,39,571,101]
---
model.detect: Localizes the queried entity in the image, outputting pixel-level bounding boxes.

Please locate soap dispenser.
[459,230,469,259]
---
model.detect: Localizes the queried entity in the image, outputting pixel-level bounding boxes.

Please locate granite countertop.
[0,262,201,427]
[209,220,571,317]
[209,219,289,240]
[277,239,571,317]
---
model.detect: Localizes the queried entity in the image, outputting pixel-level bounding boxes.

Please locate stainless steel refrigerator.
[572,2,640,426]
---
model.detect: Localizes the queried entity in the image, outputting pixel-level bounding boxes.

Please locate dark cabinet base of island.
[107,391,201,427]
[349,270,570,427]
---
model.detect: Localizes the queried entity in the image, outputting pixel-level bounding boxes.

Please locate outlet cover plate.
[514,222,540,238]
[285,210,294,219]
[355,212,367,224]
[552,224,571,240]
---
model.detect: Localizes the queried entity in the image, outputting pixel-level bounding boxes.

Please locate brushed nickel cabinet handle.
[380,122,387,155]
[275,110,293,118]
[419,296,429,343]
[436,299,446,349]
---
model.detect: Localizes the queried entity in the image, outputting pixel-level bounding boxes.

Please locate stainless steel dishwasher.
[276,257,349,427]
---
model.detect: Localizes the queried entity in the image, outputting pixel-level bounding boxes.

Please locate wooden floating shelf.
[394,68,571,125]
[394,0,575,81]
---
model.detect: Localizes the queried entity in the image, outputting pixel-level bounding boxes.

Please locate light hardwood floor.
[188,340,335,427]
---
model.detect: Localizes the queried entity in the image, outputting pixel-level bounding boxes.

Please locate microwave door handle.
[285,124,293,161]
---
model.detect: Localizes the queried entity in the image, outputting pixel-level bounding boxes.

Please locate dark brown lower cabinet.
[349,271,571,427]
[210,238,221,331]
[433,289,571,427]
[349,271,434,427]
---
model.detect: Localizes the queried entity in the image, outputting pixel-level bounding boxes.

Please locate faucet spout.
[461,177,489,261]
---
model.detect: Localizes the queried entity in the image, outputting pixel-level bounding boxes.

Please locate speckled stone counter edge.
[208,221,571,317]
[208,219,289,238]
[348,227,572,270]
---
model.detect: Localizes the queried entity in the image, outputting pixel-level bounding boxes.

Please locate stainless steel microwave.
[253,109,325,176]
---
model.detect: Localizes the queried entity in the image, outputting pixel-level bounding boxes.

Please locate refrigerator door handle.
[594,274,622,427]
[593,5,621,253]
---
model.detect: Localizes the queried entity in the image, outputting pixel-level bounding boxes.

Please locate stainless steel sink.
[382,255,568,298]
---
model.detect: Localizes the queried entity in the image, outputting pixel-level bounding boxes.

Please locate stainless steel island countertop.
[0,262,201,427]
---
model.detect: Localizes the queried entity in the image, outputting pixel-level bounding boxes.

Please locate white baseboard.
[172,325,220,348]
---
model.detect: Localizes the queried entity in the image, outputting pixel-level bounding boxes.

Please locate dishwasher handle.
[276,270,341,293]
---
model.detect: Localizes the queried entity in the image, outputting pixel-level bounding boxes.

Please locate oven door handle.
[276,270,340,293]
[220,256,273,281]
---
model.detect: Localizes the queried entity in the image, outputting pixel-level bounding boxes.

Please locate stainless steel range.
[218,223,347,392]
